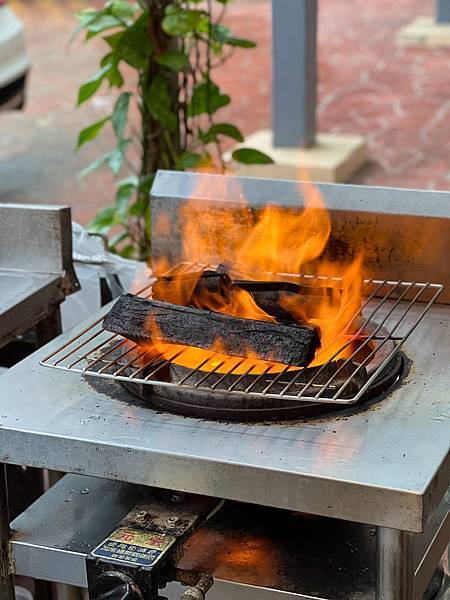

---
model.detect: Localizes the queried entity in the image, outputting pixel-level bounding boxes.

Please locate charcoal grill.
[40,266,441,420]
[0,172,449,600]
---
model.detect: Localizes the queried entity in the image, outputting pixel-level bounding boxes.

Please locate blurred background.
[1,0,450,226]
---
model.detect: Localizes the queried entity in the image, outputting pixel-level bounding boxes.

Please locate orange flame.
[146,173,364,374]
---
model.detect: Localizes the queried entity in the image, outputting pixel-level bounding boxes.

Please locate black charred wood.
[153,270,232,305]
[103,294,320,367]
[232,279,336,297]
[247,290,300,324]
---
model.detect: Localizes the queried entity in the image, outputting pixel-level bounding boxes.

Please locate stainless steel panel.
[11,475,145,587]
[413,490,450,600]
[1,303,449,532]
[151,171,450,220]
[0,204,78,295]
[150,171,450,303]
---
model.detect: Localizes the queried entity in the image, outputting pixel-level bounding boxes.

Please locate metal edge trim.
[151,170,450,219]
[0,428,425,532]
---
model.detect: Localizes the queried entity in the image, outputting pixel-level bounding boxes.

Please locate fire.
[145,174,364,374]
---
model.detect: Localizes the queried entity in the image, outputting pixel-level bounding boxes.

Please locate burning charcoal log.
[153,270,232,305]
[232,279,336,296]
[103,294,321,367]
[232,281,341,324]
[246,290,299,324]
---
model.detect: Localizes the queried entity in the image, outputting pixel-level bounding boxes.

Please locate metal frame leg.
[35,308,62,600]
[35,308,62,348]
[376,527,414,600]
[0,464,15,600]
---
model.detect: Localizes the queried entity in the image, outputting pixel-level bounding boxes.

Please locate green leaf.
[202,123,244,143]
[76,8,100,27]
[100,52,114,66]
[155,50,189,71]
[224,36,256,48]
[77,2,137,36]
[84,15,123,36]
[115,176,138,217]
[112,14,152,69]
[188,80,230,117]
[99,52,124,87]
[210,24,256,48]
[77,117,110,148]
[77,64,111,105]
[107,63,124,87]
[137,174,154,197]
[145,74,177,131]
[109,142,130,174]
[79,153,111,179]
[232,148,274,165]
[111,92,131,140]
[118,174,139,187]
[107,1,138,19]
[129,195,148,216]
[104,31,123,49]
[78,141,129,178]
[178,151,203,169]
[162,7,205,35]
[88,206,119,232]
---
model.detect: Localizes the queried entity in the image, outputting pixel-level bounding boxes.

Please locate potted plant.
[75,0,273,261]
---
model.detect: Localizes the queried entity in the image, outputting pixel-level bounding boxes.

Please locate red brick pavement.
[1,0,449,225]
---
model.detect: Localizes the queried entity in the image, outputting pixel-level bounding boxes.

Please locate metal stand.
[1,307,63,600]
[272,0,317,148]
[0,465,14,600]
[35,309,62,348]
[376,487,450,600]
[377,528,414,600]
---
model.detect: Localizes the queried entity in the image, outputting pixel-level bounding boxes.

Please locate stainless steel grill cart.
[0,173,449,600]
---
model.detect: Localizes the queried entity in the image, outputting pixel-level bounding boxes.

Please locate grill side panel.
[151,171,450,303]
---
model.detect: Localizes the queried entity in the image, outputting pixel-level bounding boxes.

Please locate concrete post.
[272,0,317,148]
[437,0,450,22]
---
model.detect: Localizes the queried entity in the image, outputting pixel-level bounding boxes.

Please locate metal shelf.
[11,474,376,599]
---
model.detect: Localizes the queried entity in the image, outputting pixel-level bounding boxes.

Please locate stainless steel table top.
[0,303,449,532]
[0,270,61,347]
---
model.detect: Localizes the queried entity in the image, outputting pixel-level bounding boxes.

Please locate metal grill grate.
[40,263,443,405]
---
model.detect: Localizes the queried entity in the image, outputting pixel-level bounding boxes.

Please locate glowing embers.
[116,315,402,421]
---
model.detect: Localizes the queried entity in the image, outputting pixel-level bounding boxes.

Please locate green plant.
[75,0,273,261]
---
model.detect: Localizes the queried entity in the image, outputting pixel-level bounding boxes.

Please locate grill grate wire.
[40,263,443,405]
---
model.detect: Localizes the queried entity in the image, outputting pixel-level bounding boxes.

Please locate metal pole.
[0,465,14,600]
[35,308,62,600]
[437,0,450,22]
[35,308,62,348]
[376,526,414,600]
[272,0,317,148]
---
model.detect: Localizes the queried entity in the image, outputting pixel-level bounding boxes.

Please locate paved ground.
[1,0,450,225]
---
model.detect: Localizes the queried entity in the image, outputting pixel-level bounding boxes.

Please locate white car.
[0,0,28,110]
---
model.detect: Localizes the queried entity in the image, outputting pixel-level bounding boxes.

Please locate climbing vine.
[75,0,272,260]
